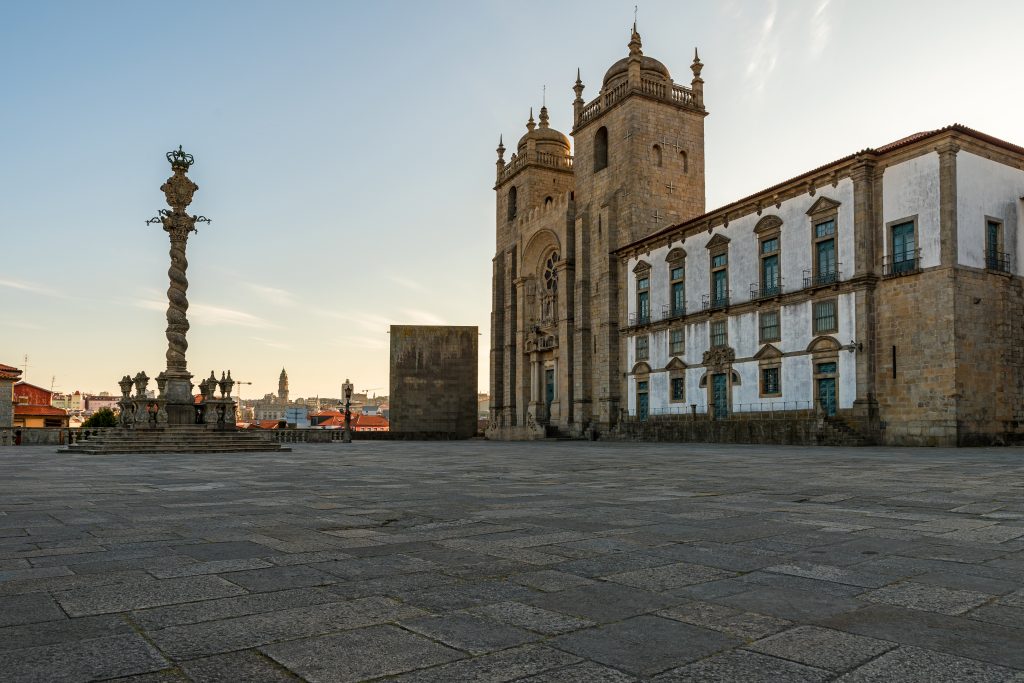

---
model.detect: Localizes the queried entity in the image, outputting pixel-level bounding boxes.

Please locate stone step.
[58,428,290,454]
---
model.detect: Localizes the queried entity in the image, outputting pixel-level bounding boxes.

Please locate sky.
[2,1,1023,400]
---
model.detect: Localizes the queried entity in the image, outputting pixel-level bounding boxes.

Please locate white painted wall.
[624,173,861,417]
[882,152,940,268]
[956,151,1024,272]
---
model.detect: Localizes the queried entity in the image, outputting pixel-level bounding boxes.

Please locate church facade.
[488,28,1024,446]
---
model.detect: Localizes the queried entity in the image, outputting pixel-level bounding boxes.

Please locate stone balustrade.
[577,79,700,127]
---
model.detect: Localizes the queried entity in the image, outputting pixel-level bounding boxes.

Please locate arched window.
[652,144,662,167]
[594,127,608,172]
[680,150,689,173]
[544,196,553,206]
[507,186,517,221]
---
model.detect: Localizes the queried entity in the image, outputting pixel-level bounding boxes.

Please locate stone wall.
[874,268,959,445]
[0,378,13,429]
[952,268,1024,445]
[390,325,478,439]
[611,413,865,446]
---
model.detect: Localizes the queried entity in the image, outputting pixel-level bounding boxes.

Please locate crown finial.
[539,105,550,129]
[526,107,536,132]
[166,145,194,169]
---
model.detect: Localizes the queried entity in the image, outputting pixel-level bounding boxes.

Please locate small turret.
[691,48,704,108]
[572,68,585,124]
[496,135,506,179]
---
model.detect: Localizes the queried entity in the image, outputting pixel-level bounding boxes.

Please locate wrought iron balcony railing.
[803,267,841,289]
[749,280,782,300]
[882,249,921,278]
[661,303,686,321]
[628,312,651,327]
[701,292,730,311]
[986,251,1011,273]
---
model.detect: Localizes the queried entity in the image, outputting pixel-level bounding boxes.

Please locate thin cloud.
[0,278,64,299]
[130,298,274,329]
[388,275,425,292]
[809,0,832,58]
[400,308,447,326]
[745,1,780,94]
[251,336,291,349]
[245,283,295,306]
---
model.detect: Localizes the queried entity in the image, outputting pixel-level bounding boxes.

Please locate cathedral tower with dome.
[489,26,707,439]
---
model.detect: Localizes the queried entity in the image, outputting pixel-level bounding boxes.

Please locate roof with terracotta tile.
[616,124,1024,255]
[14,405,68,417]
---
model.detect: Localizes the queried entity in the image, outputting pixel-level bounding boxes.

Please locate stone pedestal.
[162,371,195,426]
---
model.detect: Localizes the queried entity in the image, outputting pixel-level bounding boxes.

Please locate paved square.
[1,441,1022,681]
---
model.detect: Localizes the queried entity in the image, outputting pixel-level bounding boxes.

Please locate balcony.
[661,303,686,321]
[803,267,841,289]
[749,280,782,300]
[882,249,921,278]
[986,251,1011,273]
[627,312,651,328]
[701,292,730,311]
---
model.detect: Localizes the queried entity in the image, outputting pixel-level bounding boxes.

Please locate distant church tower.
[278,368,289,402]
[489,24,706,439]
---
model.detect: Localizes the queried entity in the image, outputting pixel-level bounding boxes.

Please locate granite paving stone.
[148,596,428,659]
[516,661,639,682]
[261,624,463,682]
[656,600,792,640]
[130,586,342,630]
[0,614,134,652]
[2,442,1023,681]
[549,615,740,676]
[509,569,598,592]
[859,580,992,615]
[652,649,833,682]
[746,625,896,672]
[465,600,595,635]
[0,633,169,682]
[835,645,1024,682]
[400,613,540,653]
[604,561,734,590]
[217,564,338,591]
[820,603,1024,670]
[55,575,248,616]
[179,650,301,682]
[524,581,682,622]
[388,644,581,682]
[0,592,67,627]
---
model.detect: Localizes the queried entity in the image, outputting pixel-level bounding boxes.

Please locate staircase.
[818,416,871,446]
[58,427,290,454]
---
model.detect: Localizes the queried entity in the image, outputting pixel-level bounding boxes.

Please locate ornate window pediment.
[754,215,783,235]
[633,259,651,274]
[807,196,841,216]
[754,343,783,360]
[666,247,687,263]
[807,335,841,353]
[630,361,652,375]
[705,233,731,251]
[665,357,687,371]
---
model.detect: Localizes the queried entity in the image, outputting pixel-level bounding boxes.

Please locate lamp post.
[342,378,353,443]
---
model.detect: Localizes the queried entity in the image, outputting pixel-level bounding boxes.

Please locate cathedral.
[488,26,1024,446]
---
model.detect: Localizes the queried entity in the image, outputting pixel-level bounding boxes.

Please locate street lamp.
[342,378,353,443]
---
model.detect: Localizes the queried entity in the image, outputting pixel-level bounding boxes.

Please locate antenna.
[542,85,546,107]
[634,4,638,27]
[22,354,28,381]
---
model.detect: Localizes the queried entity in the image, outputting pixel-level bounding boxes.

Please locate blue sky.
[2,1,1022,398]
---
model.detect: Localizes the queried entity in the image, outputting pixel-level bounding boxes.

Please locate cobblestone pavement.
[1,441,1023,682]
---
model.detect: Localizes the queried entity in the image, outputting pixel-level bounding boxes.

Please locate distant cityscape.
[4,363,491,433]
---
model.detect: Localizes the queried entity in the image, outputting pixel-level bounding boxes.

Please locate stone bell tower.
[278,368,289,402]
[570,25,708,432]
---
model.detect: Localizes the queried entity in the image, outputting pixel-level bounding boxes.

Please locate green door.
[712,373,728,419]
[816,361,837,416]
[637,380,649,420]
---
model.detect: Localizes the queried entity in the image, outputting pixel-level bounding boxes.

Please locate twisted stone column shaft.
[165,233,190,372]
